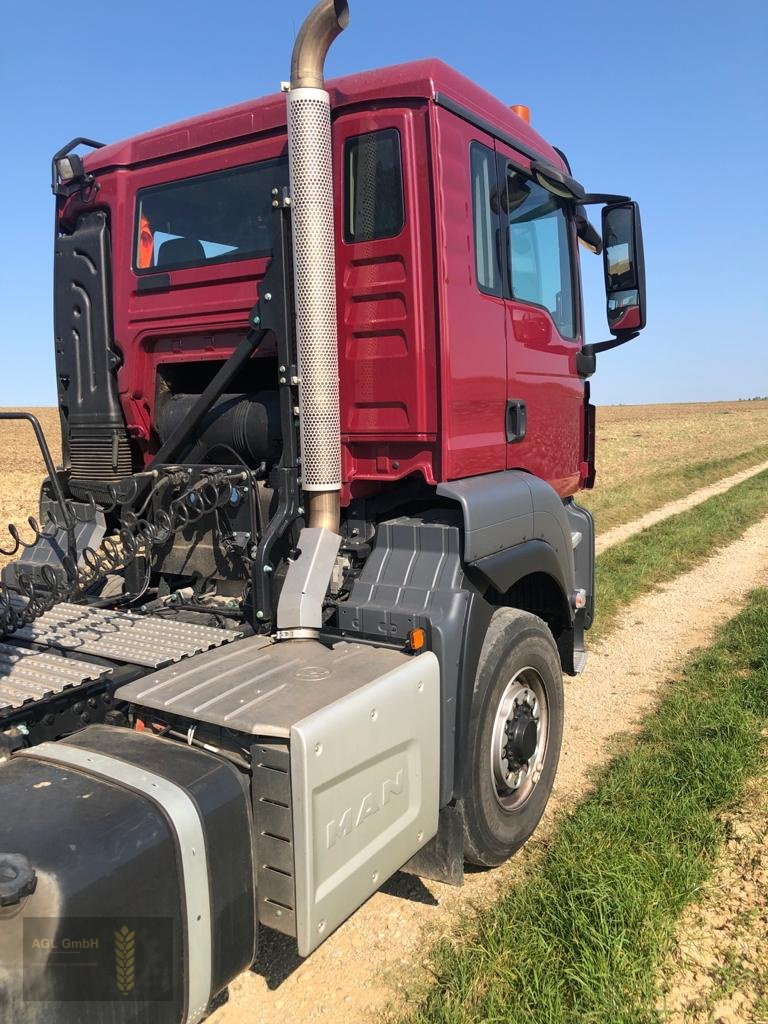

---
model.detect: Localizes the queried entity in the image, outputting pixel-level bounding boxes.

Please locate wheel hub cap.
[490,674,549,810]
[506,712,538,766]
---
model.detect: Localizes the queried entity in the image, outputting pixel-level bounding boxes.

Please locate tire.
[457,608,564,867]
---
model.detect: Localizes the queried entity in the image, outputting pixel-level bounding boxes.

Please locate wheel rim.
[490,666,549,811]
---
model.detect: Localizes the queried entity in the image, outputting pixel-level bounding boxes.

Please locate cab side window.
[505,171,576,339]
[344,128,404,243]
[470,142,501,296]
[134,158,289,273]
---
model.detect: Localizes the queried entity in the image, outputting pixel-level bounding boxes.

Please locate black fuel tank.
[0,725,256,1023]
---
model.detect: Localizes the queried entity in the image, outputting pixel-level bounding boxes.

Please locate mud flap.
[400,804,465,887]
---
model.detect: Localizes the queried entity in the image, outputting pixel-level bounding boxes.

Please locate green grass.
[398,589,768,1024]
[583,442,768,533]
[592,466,768,641]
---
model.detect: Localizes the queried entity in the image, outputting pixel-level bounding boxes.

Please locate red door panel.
[432,106,507,480]
[495,141,585,497]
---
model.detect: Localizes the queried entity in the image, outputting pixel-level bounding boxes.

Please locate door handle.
[506,400,527,443]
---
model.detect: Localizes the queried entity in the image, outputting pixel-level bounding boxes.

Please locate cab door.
[495,142,584,495]
[433,109,508,480]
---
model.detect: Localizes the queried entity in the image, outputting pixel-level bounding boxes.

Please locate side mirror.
[602,201,646,334]
[576,199,647,377]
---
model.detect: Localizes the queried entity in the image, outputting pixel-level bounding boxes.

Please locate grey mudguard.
[437,471,576,600]
[436,470,535,561]
[472,538,570,597]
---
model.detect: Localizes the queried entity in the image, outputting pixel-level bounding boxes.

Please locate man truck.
[0,2,646,1020]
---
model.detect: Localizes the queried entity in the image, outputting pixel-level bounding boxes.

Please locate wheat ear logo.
[114,925,136,995]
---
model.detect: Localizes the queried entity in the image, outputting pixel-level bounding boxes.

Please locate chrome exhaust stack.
[287,0,349,533]
[290,0,350,91]
[278,1,349,634]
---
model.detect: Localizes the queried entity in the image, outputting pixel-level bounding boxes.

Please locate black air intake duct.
[54,210,133,498]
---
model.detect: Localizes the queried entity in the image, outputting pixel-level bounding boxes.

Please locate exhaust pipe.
[277,1,348,634]
[291,0,350,90]
[287,0,349,533]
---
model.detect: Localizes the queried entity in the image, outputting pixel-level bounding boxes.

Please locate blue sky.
[1,0,766,406]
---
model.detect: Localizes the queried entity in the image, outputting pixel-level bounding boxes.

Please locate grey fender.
[471,538,571,599]
[436,472,594,675]
[436,471,576,599]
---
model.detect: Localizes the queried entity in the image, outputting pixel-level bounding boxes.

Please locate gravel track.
[211,513,768,1024]
[595,458,768,554]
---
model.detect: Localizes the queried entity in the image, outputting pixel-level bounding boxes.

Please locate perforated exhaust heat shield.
[287,86,342,496]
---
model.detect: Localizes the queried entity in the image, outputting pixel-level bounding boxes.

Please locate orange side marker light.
[408,627,427,652]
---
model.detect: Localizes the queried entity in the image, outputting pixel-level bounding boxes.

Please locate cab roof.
[85,59,565,173]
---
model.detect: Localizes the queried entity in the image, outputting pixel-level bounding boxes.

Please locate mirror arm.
[576,331,640,379]
[578,192,631,206]
[591,331,639,355]
[574,204,602,254]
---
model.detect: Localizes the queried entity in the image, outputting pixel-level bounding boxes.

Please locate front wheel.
[458,608,564,867]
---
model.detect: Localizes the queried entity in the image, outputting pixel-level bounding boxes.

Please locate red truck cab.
[72,60,592,504]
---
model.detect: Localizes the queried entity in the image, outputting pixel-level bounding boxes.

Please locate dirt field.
[582,400,768,531]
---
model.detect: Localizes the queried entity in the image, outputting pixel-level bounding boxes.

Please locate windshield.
[135,157,289,272]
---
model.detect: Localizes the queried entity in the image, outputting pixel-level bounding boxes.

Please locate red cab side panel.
[335,105,439,497]
[107,134,288,451]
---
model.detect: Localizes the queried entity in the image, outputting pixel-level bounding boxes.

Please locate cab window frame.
[497,154,580,342]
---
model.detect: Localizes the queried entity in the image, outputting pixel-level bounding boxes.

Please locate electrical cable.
[0,469,248,638]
